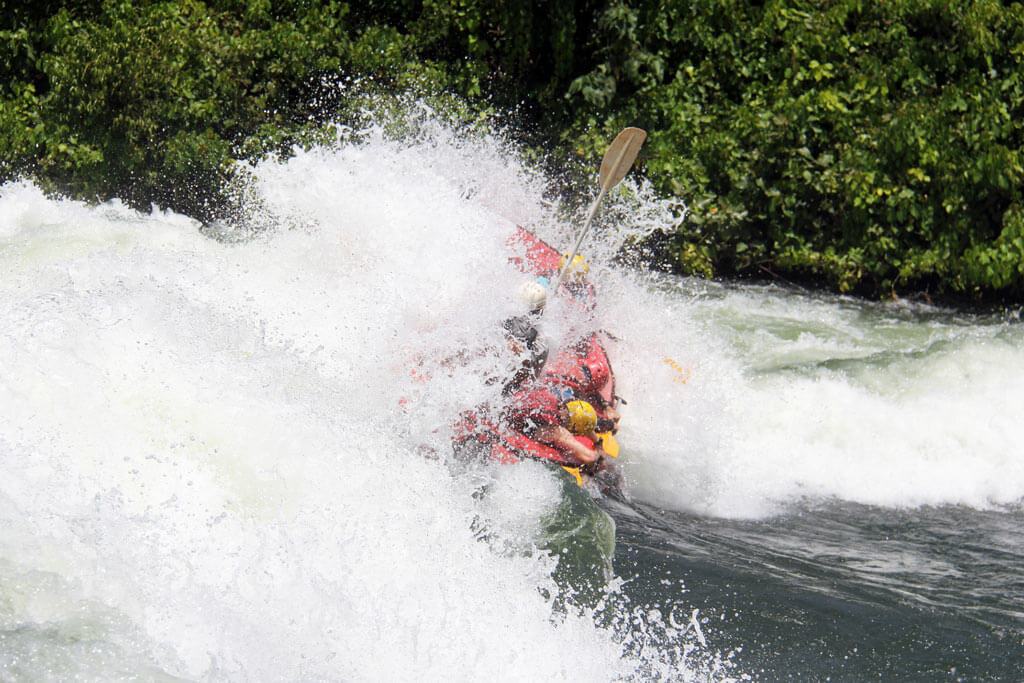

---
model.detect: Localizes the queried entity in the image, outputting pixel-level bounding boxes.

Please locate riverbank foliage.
[2,1,1023,301]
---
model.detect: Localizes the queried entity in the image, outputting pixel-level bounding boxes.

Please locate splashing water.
[4,109,1023,680]
[623,278,1024,518]
[0,115,725,681]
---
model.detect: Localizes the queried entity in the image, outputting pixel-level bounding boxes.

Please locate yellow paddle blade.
[598,127,647,192]
[562,466,585,487]
[663,356,692,384]
[597,432,620,458]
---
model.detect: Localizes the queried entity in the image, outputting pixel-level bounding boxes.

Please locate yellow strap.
[561,466,585,487]
[597,432,620,457]
[562,433,620,486]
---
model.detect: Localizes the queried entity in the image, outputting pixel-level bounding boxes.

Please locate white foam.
[0,118,722,680]
[621,280,1024,518]
[4,110,1021,676]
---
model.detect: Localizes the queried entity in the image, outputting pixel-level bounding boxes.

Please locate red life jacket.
[503,384,562,435]
[494,384,593,467]
[542,334,615,408]
[490,430,582,467]
[452,386,583,468]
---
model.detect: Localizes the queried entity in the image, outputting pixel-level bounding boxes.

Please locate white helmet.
[517,280,547,313]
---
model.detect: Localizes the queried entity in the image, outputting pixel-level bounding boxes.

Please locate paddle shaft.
[554,187,607,289]
[553,127,646,292]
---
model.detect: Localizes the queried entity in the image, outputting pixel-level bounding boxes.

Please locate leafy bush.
[563,0,1024,300]
[1,0,437,218]
[3,0,1024,300]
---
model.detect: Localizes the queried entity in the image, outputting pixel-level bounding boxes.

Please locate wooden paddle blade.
[598,127,647,191]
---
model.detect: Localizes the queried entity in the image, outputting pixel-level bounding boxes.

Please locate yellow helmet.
[559,253,590,281]
[565,400,597,435]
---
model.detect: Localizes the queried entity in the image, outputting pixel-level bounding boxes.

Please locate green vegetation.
[2,1,1023,301]
[0,0,446,218]
[585,1,1024,301]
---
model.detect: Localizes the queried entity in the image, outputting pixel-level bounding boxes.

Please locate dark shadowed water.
[609,496,1024,680]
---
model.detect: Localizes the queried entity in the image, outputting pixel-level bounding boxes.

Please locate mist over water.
[2,113,1022,680]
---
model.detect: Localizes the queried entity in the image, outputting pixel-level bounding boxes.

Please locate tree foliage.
[1,0,439,217]
[2,0,1024,300]
[563,0,1024,300]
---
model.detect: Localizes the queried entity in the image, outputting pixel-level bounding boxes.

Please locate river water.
[1,118,1022,681]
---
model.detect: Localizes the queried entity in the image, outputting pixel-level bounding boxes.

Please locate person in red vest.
[541,332,620,434]
[502,386,609,469]
[451,381,609,470]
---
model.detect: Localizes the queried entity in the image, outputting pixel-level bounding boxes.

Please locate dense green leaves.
[563,0,1024,301]
[1,0,412,217]
[2,0,1024,300]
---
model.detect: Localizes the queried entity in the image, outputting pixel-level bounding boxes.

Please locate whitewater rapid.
[623,280,1024,518]
[2,116,1022,679]
[0,123,712,680]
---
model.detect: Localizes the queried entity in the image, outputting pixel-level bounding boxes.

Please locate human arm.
[533,424,603,466]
